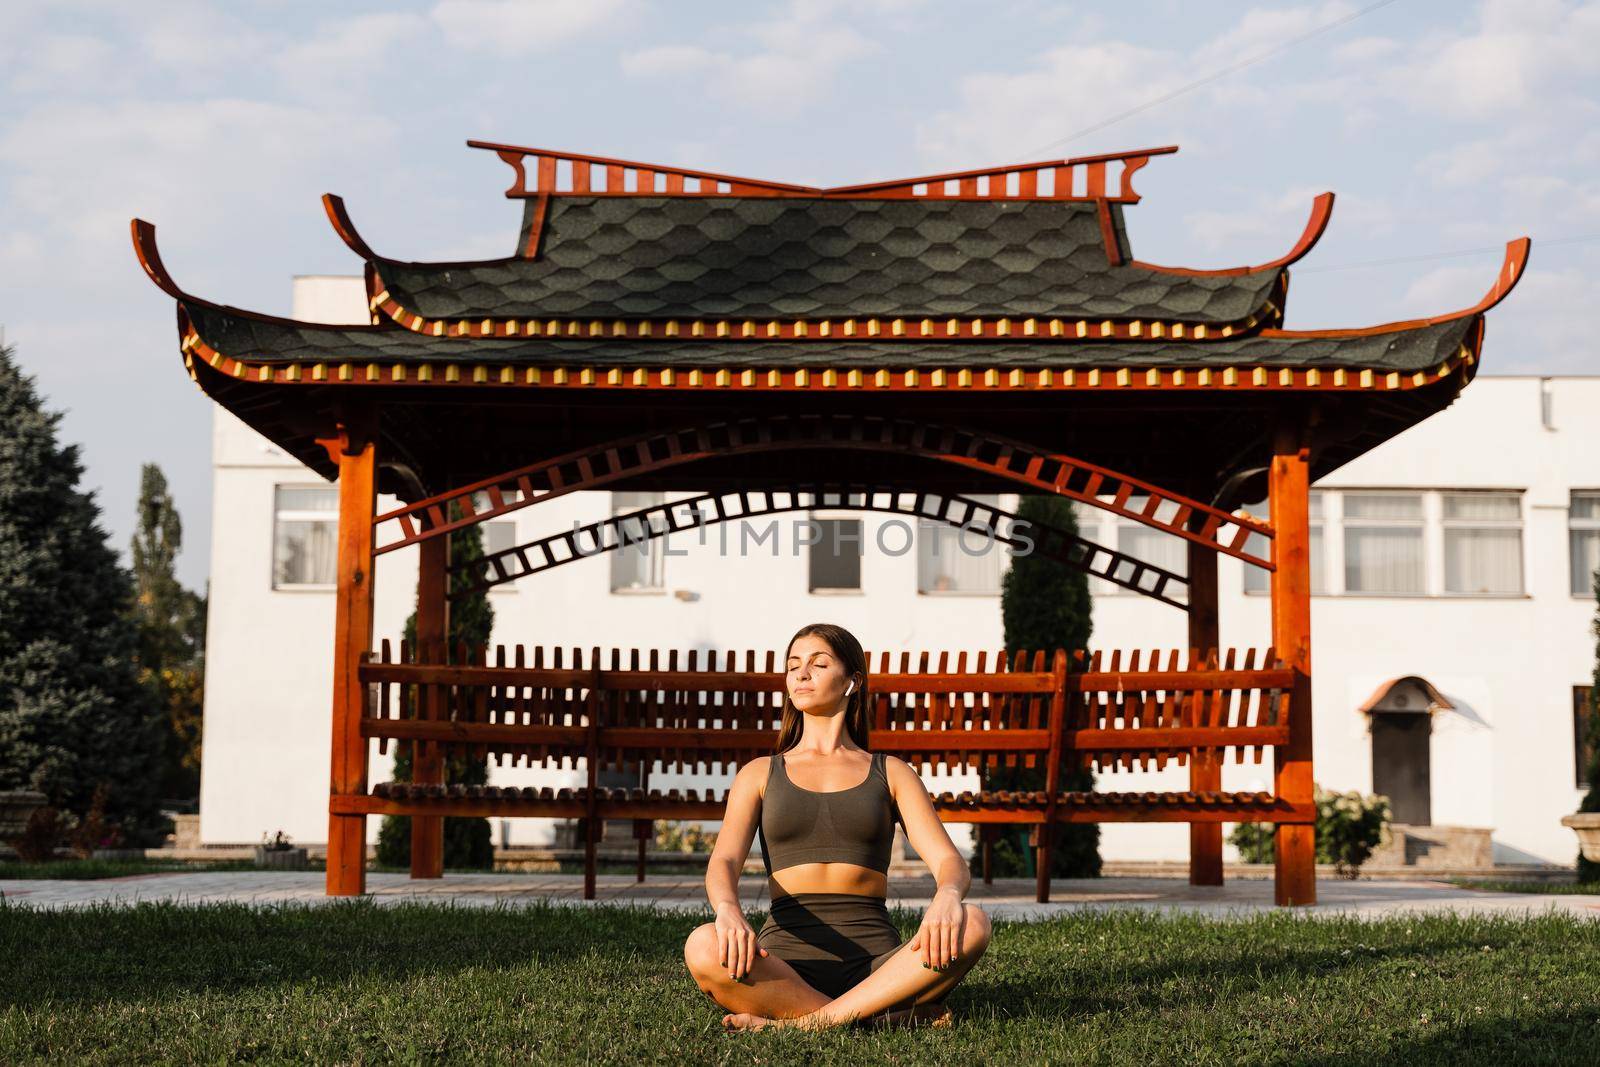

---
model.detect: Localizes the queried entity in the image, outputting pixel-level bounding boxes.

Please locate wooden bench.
[339,642,1306,901]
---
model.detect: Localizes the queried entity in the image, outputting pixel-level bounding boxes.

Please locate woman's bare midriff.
[769,862,889,898]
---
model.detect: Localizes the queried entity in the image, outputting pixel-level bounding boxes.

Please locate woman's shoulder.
[736,754,774,786]
[725,756,774,806]
[878,752,910,773]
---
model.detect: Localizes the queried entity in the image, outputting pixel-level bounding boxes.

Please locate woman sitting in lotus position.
[683,622,992,1031]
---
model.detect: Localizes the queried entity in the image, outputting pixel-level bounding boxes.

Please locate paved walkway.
[4,872,1599,918]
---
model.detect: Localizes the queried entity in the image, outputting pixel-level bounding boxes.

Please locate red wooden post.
[583,668,601,900]
[1036,647,1068,903]
[1270,422,1317,906]
[411,533,449,879]
[322,414,377,897]
[1186,540,1224,885]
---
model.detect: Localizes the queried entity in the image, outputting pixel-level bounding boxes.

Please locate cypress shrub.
[980,493,1100,878]
[376,500,494,869]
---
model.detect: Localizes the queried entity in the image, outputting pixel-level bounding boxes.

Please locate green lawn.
[2,899,1596,1065]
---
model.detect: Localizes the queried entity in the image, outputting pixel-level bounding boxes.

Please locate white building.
[197,276,1600,867]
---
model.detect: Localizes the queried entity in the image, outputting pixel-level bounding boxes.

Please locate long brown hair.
[773,623,871,754]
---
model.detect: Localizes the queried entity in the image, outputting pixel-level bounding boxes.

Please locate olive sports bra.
[757,750,901,877]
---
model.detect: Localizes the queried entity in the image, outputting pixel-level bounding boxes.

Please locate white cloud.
[429,0,627,55]
[272,13,430,101]
[1332,35,1399,63]
[914,3,1383,166]
[1186,187,1328,250]
[1179,186,1396,268]
[1403,258,1600,374]
[1332,0,1600,123]
[0,98,397,285]
[621,44,719,79]
[619,0,879,115]
[916,40,1183,165]
[7,33,119,95]
[1202,1,1355,58]
[1402,262,1503,317]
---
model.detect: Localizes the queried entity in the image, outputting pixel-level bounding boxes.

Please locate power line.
[1014,0,1404,161]
[1297,233,1599,274]
[998,0,1592,280]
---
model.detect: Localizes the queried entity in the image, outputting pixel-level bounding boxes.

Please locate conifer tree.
[128,463,206,802]
[376,500,495,868]
[0,345,166,845]
[982,493,1101,878]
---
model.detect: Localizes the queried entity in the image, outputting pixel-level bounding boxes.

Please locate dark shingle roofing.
[184,301,1473,374]
[371,197,1282,323]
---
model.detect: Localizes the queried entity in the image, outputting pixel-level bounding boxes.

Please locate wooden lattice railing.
[340,641,1307,900]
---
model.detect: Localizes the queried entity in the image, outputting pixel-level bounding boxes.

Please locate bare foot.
[721,1012,779,1032]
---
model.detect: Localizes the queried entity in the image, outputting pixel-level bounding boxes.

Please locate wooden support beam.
[322,414,378,897]
[1187,538,1224,886]
[410,533,449,880]
[1036,648,1068,903]
[584,676,601,900]
[1270,422,1317,906]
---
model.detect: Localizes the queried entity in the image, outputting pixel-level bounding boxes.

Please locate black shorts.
[756,892,906,999]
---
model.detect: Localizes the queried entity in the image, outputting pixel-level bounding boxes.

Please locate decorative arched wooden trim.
[821,146,1178,202]
[370,414,1274,566]
[1128,193,1335,277]
[321,194,379,261]
[132,219,388,330]
[324,194,521,272]
[1257,237,1530,339]
[467,139,824,198]
[467,139,1178,203]
[449,484,1192,609]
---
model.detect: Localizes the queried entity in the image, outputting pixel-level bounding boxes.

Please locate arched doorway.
[1360,676,1454,825]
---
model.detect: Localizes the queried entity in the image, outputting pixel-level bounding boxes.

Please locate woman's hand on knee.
[908,887,965,972]
[713,903,767,981]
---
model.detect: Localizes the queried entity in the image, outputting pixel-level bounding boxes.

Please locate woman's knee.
[961,904,992,953]
[683,922,722,979]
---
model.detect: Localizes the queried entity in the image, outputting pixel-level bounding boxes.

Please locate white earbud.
[845,680,855,696]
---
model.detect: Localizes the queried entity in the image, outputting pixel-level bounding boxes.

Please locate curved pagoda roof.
[133,140,1529,504]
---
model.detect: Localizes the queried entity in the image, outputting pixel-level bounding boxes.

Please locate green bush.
[1228,784,1391,878]
[654,820,717,853]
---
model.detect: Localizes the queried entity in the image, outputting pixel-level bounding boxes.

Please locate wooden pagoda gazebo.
[134,140,1527,906]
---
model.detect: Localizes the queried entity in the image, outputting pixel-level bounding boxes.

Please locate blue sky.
[2,0,1596,590]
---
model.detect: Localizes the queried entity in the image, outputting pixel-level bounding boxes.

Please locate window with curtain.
[610,490,666,591]
[1571,492,1600,596]
[809,515,862,591]
[481,521,518,592]
[1443,491,1523,595]
[1343,492,1424,594]
[481,521,516,558]
[272,484,339,588]
[918,493,1007,593]
[1241,493,1325,595]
